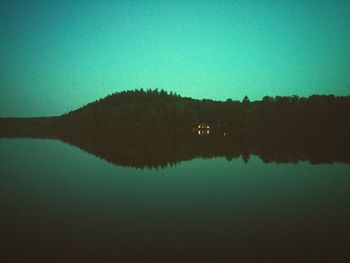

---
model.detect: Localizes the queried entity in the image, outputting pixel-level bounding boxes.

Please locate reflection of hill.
[58,130,244,168]
[1,125,349,168]
[1,90,349,168]
[61,128,350,168]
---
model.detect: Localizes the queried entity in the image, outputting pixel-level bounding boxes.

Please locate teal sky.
[1,0,350,117]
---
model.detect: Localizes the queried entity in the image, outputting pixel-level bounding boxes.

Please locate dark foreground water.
[1,139,350,262]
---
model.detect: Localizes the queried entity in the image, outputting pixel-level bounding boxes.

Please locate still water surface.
[1,139,350,262]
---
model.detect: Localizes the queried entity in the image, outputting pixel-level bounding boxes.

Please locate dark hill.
[60,89,350,140]
[62,89,240,133]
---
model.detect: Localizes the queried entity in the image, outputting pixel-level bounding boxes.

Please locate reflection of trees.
[1,90,349,168]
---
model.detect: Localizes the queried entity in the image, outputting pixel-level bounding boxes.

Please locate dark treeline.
[63,89,350,135]
[1,89,349,168]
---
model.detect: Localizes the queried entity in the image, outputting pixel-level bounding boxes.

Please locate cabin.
[194,123,211,135]
[197,123,210,129]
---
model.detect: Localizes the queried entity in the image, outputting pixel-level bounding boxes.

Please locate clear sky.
[1,0,350,117]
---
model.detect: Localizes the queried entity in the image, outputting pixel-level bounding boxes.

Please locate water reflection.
[1,139,350,262]
[1,125,349,169]
[1,136,350,262]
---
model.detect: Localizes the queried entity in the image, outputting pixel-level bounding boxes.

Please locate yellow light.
[198,125,200,128]
[198,130,201,135]
[207,130,209,134]
[207,125,209,129]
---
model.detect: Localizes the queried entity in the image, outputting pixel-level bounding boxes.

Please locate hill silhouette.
[1,89,350,167]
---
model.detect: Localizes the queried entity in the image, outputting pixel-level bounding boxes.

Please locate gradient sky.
[1,0,350,117]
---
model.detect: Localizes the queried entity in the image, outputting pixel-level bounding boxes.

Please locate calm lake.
[1,138,350,262]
